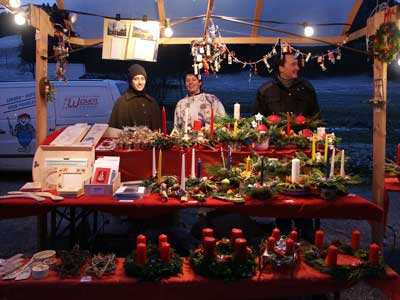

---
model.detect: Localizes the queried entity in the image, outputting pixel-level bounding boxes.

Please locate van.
[0,80,128,170]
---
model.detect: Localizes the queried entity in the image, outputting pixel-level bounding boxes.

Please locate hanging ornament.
[205,44,211,57]
[253,63,258,75]
[53,30,69,82]
[336,49,342,60]
[294,49,300,58]
[228,54,232,64]
[328,51,335,64]
[193,63,199,75]
[317,56,323,63]
[202,58,209,75]
[301,57,305,67]
[263,56,273,73]
[305,52,312,62]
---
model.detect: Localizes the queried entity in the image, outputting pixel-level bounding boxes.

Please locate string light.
[14,12,26,25]
[69,12,78,24]
[304,25,314,37]
[163,18,173,38]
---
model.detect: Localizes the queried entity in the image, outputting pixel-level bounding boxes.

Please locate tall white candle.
[191,148,195,178]
[330,148,336,177]
[340,149,345,177]
[234,103,240,120]
[152,147,156,177]
[291,158,300,184]
[184,108,188,134]
[180,153,186,190]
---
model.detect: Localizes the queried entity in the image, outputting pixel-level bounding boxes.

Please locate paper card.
[110,38,124,60]
[92,167,111,184]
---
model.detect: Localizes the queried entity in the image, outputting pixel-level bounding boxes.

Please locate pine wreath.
[372,22,400,63]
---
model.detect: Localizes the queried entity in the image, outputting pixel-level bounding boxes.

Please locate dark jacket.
[108,89,161,130]
[254,77,319,117]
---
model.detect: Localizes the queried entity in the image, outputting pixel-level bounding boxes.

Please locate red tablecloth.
[0,257,398,300]
[383,177,400,229]
[0,193,383,221]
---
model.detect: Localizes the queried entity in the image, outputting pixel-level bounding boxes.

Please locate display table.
[383,177,400,230]
[0,258,398,300]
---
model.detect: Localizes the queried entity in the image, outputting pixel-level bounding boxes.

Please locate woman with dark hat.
[109,64,161,130]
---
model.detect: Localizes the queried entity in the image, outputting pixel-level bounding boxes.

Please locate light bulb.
[69,13,78,24]
[164,26,173,38]
[304,25,314,37]
[14,12,26,25]
[9,0,21,8]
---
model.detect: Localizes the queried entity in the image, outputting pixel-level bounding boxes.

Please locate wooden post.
[371,60,387,245]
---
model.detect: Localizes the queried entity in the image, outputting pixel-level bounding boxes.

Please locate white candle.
[340,149,345,177]
[152,147,156,177]
[330,148,336,177]
[291,158,300,184]
[180,153,186,190]
[234,102,240,120]
[184,108,188,134]
[191,148,195,178]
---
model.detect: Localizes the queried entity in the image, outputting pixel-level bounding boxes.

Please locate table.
[383,177,400,230]
[0,257,398,300]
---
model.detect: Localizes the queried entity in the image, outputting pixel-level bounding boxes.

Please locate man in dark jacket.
[109,64,161,130]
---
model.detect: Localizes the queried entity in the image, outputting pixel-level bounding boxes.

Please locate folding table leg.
[37,214,48,250]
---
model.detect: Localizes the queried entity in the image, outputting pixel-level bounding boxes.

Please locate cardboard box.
[84,173,121,196]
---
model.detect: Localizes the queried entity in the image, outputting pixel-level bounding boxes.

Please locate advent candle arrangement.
[369,243,380,265]
[233,120,238,137]
[137,234,146,245]
[290,230,298,243]
[162,106,167,135]
[202,228,214,238]
[234,238,247,261]
[193,119,202,131]
[231,228,243,244]
[330,148,336,177]
[315,230,324,250]
[326,245,338,266]
[311,134,316,161]
[291,158,300,184]
[267,236,275,253]
[285,238,295,255]
[245,156,251,172]
[160,242,171,263]
[272,228,280,241]
[203,237,216,258]
[351,230,360,250]
[234,102,240,120]
[158,234,168,251]
[136,243,146,265]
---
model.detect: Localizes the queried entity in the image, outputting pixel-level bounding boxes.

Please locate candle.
[197,158,202,178]
[267,236,275,252]
[369,243,380,265]
[160,242,171,263]
[326,245,338,266]
[202,237,216,258]
[158,234,168,250]
[324,134,329,162]
[184,108,188,134]
[231,228,243,244]
[180,153,186,190]
[220,147,225,168]
[202,228,214,238]
[317,127,326,139]
[157,149,162,183]
[193,119,202,131]
[340,149,345,177]
[285,238,295,255]
[152,147,156,178]
[162,106,167,135]
[286,112,291,135]
[272,228,280,241]
[137,234,146,245]
[260,157,264,183]
[210,108,214,137]
[311,134,316,161]
[330,148,336,177]
[234,238,247,261]
[233,120,238,137]
[290,230,298,243]
[351,230,361,250]
[314,230,324,250]
[325,148,331,179]
[227,145,231,170]
[234,102,240,120]
[191,148,196,178]
[291,158,300,184]
[245,156,251,172]
[136,243,146,265]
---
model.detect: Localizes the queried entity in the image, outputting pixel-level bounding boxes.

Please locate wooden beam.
[251,0,263,37]
[341,0,363,35]
[203,0,215,38]
[346,26,367,42]
[70,37,103,46]
[30,4,54,37]
[367,5,399,36]
[157,0,166,26]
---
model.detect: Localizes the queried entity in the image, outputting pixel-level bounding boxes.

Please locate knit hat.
[128,64,147,81]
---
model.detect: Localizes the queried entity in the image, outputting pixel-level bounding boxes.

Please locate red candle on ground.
[285,238,295,255]
[286,112,291,135]
[231,228,243,244]
[369,243,380,265]
[210,108,214,138]
[267,236,275,252]
[351,230,361,250]
[136,243,146,265]
[158,234,168,250]
[193,119,202,131]
[162,106,167,135]
[234,238,247,262]
[202,237,216,258]
[326,245,338,266]
[160,242,171,263]
[290,230,298,243]
[202,228,214,239]
[137,234,146,245]
[315,230,324,249]
[272,228,280,241]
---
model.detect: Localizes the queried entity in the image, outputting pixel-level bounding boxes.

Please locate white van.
[0,80,128,170]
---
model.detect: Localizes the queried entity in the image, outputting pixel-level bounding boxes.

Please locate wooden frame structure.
[0,0,399,244]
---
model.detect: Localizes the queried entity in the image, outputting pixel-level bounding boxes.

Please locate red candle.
[158,234,168,250]
[136,243,146,265]
[314,230,324,250]
[202,228,214,239]
[160,242,171,263]
[267,236,275,252]
[285,238,295,255]
[369,243,380,265]
[193,119,202,131]
[202,237,216,258]
[290,230,298,243]
[234,238,247,262]
[137,234,146,245]
[351,230,361,250]
[162,106,167,135]
[326,245,338,266]
[272,228,280,241]
[210,108,214,138]
[286,112,291,135]
[231,228,243,244]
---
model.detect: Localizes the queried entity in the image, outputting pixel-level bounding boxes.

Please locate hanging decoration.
[372,22,400,63]
[39,76,56,103]
[53,28,70,81]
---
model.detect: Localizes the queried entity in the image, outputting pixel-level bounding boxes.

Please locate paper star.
[255,113,263,121]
